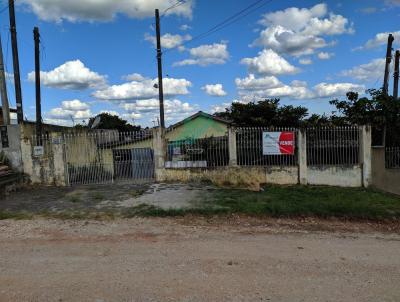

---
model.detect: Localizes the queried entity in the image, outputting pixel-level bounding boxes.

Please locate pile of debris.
[0,153,22,195]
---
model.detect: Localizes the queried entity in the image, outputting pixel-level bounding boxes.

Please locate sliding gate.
[64,131,154,186]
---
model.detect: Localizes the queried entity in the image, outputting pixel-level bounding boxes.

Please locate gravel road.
[0,218,399,302]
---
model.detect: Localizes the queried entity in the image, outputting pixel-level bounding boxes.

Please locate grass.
[1,185,399,221]
[126,185,400,221]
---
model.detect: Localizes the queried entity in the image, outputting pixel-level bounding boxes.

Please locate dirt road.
[0,218,399,302]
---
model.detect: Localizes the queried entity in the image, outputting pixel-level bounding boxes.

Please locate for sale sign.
[262,132,295,155]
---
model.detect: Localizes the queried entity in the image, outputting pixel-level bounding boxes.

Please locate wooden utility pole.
[34,27,42,144]
[0,33,10,125]
[155,9,165,129]
[383,34,395,95]
[394,50,400,99]
[8,0,23,123]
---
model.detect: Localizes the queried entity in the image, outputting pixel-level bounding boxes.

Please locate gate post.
[51,134,68,186]
[228,127,237,166]
[153,127,166,181]
[298,129,307,185]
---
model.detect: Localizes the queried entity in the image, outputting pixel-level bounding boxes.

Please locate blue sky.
[1,0,400,126]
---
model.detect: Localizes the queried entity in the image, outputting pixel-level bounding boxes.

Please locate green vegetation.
[1,185,399,221]
[129,186,400,221]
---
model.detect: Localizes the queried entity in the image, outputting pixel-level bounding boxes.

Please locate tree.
[214,99,308,127]
[87,113,141,132]
[330,89,400,145]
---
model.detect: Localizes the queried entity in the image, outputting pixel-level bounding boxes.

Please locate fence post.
[51,134,67,186]
[360,125,372,187]
[228,127,237,167]
[153,127,166,181]
[298,129,307,185]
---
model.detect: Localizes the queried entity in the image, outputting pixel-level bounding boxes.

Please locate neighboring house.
[68,111,231,181]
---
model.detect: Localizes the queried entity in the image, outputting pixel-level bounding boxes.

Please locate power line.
[164,0,274,55]
[161,0,187,19]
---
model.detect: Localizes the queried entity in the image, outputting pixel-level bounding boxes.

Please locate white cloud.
[28,60,106,90]
[354,31,400,50]
[144,33,191,49]
[235,74,364,100]
[299,58,313,65]
[180,24,191,31]
[254,3,352,56]
[241,49,300,75]
[61,99,89,111]
[340,58,385,82]
[210,102,231,113]
[174,42,229,66]
[317,52,334,60]
[93,74,192,100]
[235,74,281,90]
[313,82,365,98]
[122,73,148,82]
[122,98,198,124]
[202,84,227,97]
[19,0,194,22]
[47,99,92,121]
[385,0,400,6]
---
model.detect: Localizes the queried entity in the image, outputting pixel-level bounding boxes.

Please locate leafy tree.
[214,99,308,127]
[330,89,400,145]
[87,113,141,132]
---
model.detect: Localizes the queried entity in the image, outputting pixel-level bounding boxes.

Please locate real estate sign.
[262,132,295,155]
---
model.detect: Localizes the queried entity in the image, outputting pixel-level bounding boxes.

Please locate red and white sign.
[262,132,295,155]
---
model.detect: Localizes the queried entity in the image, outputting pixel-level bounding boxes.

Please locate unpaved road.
[0,218,400,302]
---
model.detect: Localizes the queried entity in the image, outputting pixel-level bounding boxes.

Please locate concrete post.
[298,129,307,185]
[360,125,372,187]
[153,127,166,181]
[51,135,67,186]
[228,127,237,166]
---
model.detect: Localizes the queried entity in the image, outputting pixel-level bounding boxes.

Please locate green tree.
[88,113,141,132]
[214,99,308,127]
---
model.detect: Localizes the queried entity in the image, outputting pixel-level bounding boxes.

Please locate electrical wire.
[161,0,187,19]
[163,0,274,55]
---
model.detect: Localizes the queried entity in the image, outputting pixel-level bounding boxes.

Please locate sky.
[0,0,400,127]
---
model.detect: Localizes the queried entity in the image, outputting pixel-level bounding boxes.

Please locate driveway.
[0,217,399,302]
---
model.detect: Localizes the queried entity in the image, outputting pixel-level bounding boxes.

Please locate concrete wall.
[158,166,298,190]
[307,166,362,187]
[371,147,400,195]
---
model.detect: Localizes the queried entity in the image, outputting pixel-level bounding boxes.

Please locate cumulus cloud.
[93,74,191,100]
[235,74,364,100]
[299,58,313,65]
[173,42,229,66]
[28,60,106,90]
[313,82,365,97]
[19,0,194,22]
[253,3,352,56]
[47,99,92,120]
[354,31,400,50]
[144,33,191,49]
[340,58,385,82]
[122,98,198,124]
[241,49,300,75]
[317,52,334,60]
[180,24,192,31]
[202,84,227,97]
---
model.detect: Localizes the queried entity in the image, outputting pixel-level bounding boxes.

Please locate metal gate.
[64,130,154,186]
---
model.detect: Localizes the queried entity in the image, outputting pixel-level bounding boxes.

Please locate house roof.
[168,111,231,130]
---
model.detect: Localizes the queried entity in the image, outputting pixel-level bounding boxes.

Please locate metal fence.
[166,136,229,168]
[306,127,360,166]
[385,147,400,169]
[236,127,298,166]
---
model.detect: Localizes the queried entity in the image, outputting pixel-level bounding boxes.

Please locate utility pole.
[0,33,10,125]
[9,0,23,123]
[34,27,42,145]
[383,34,395,95]
[155,9,165,129]
[394,50,400,99]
